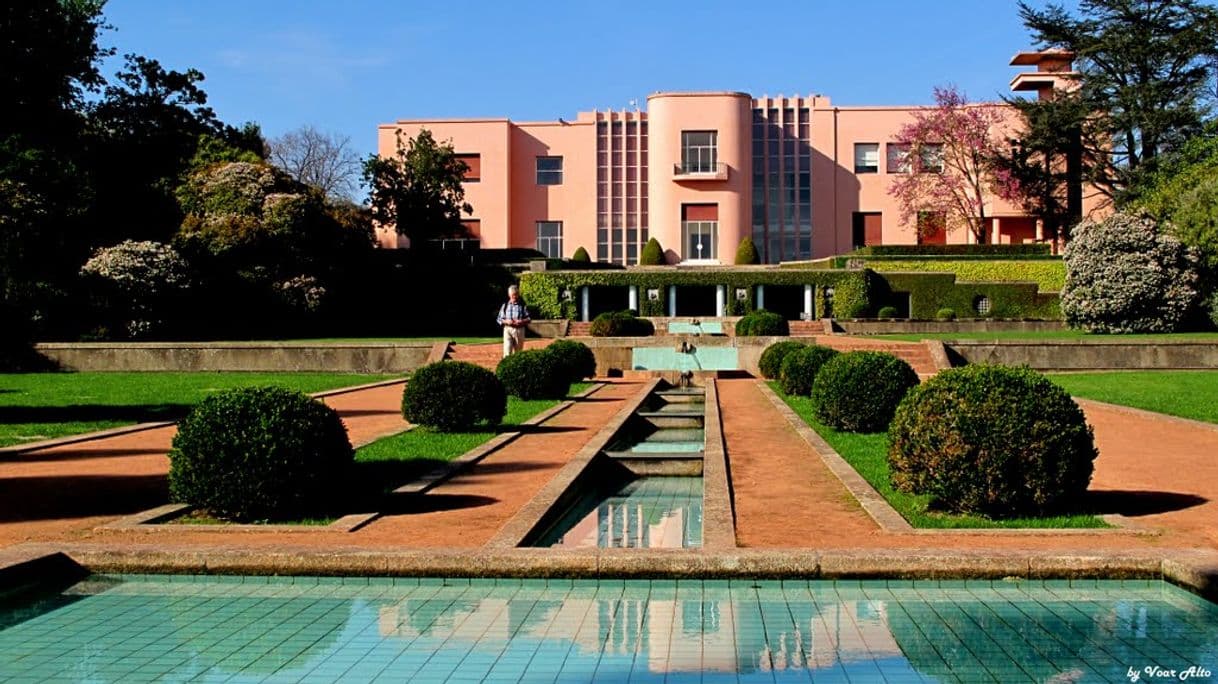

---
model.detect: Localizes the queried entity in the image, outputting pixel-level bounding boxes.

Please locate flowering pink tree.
[887,85,1023,244]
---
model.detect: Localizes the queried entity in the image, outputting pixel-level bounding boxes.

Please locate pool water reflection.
[1,577,1214,683]
[536,476,703,549]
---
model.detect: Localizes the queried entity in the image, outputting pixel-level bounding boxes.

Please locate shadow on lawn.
[0,404,192,424]
[1084,489,1208,517]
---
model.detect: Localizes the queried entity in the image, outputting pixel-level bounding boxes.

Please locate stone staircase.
[444,342,504,371]
[567,321,594,336]
[808,336,941,377]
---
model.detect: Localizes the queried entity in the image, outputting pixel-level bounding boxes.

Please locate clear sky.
[101,0,1056,164]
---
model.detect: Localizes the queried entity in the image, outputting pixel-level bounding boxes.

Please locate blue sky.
[102,0,1055,163]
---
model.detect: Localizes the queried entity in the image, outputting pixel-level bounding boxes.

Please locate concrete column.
[756,285,765,310]
[668,285,677,317]
[1035,218,1045,241]
[804,285,814,319]
[581,286,590,322]
[990,217,1001,245]
[628,285,638,313]
[715,285,726,317]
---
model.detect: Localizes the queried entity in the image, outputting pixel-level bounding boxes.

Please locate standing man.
[497,284,530,358]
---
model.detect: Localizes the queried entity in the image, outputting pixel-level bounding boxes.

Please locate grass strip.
[0,371,402,448]
[769,382,1108,529]
[876,330,1218,342]
[1050,371,1218,425]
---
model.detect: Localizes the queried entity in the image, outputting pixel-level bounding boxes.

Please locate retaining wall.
[945,340,1218,370]
[34,342,439,373]
[834,320,1066,335]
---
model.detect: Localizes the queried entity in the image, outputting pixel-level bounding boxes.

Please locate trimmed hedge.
[758,340,806,380]
[402,361,507,431]
[546,339,597,381]
[572,246,590,262]
[735,237,760,265]
[735,309,788,336]
[848,244,1052,256]
[877,272,1061,320]
[877,306,899,319]
[811,351,919,432]
[590,310,655,337]
[936,308,956,320]
[520,269,878,321]
[496,349,571,399]
[860,258,1065,292]
[168,386,353,522]
[639,238,664,265]
[779,345,840,396]
[887,365,1098,518]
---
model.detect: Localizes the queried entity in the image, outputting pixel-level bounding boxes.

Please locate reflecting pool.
[0,577,1215,682]
[536,476,703,549]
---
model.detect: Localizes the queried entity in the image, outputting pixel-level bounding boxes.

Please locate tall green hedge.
[520,269,879,320]
[847,244,1052,256]
[877,272,1061,320]
[862,259,1065,292]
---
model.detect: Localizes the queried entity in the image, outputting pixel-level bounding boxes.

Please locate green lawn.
[769,382,1108,529]
[1050,371,1218,424]
[353,383,594,491]
[876,330,1218,342]
[0,372,401,448]
[236,337,500,345]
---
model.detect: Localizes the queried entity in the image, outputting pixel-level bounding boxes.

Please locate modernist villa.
[377,50,1095,264]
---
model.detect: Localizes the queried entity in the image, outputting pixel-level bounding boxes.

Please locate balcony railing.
[673,162,728,180]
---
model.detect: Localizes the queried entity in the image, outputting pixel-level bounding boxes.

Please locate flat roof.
[647,91,752,100]
[1010,49,1075,65]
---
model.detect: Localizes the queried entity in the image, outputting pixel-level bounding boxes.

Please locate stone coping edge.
[701,380,737,551]
[35,341,439,349]
[393,382,606,496]
[485,378,663,549]
[1074,397,1218,434]
[6,544,1218,602]
[95,504,380,534]
[0,376,410,457]
[757,381,1157,537]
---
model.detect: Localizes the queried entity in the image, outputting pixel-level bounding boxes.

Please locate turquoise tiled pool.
[631,346,739,371]
[535,476,704,549]
[1,577,1215,682]
[667,321,724,335]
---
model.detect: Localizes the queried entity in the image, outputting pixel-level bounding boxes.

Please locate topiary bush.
[877,306,899,319]
[758,340,806,380]
[571,246,591,263]
[735,236,760,265]
[778,345,840,396]
[590,310,655,337]
[735,309,789,336]
[497,349,571,399]
[546,339,597,382]
[1061,212,1201,333]
[402,361,506,431]
[936,307,956,321]
[811,351,919,432]
[639,237,665,265]
[887,364,1098,517]
[168,386,353,522]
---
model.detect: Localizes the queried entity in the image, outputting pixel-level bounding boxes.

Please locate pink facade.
[377,51,1098,262]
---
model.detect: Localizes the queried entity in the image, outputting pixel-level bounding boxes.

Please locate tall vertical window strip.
[750,105,813,263]
[536,221,562,258]
[680,131,717,173]
[536,156,563,185]
[596,116,648,265]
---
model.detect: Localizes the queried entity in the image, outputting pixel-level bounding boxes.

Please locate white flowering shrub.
[81,240,190,338]
[1061,213,1200,333]
[277,275,327,312]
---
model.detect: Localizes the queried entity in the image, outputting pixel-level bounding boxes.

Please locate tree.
[362,129,472,247]
[268,125,361,202]
[887,86,1016,244]
[1018,0,1218,202]
[734,236,760,264]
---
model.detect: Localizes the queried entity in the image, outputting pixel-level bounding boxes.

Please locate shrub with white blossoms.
[277,275,326,312]
[81,240,191,338]
[1061,212,1201,333]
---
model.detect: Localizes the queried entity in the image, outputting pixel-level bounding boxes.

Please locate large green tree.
[1017,0,1218,202]
[362,129,472,247]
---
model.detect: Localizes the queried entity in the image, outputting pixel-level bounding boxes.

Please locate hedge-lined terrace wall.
[878,272,1061,320]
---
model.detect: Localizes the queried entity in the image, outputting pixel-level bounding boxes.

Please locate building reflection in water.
[547,477,704,549]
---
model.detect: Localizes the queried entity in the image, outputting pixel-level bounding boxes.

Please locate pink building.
[377,51,1093,263]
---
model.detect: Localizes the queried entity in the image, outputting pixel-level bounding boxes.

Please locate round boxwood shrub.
[887,365,1098,517]
[877,306,899,319]
[546,339,597,382]
[936,307,956,321]
[811,351,919,432]
[778,345,840,396]
[402,361,506,431]
[590,310,654,337]
[735,309,789,336]
[758,340,806,380]
[497,348,571,399]
[168,386,353,522]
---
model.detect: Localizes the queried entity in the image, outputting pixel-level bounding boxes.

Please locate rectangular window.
[536,221,562,258]
[681,204,718,261]
[886,143,911,173]
[455,153,480,182]
[536,156,563,185]
[680,130,718,173]
[919,144,944,173]
[854,143,879,174]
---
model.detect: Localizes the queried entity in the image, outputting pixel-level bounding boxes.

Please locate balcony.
[673,162,728,181]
